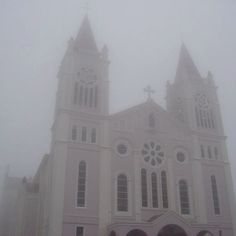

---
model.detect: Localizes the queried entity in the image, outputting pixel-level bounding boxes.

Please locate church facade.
[1,16,236,236]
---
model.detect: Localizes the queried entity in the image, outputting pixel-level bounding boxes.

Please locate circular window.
[176,152,186,163]
[115,140,130,157]
[117,144,128,155]
[142,141,164,167]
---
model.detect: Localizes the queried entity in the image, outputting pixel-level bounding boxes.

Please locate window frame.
[76,161,87,208]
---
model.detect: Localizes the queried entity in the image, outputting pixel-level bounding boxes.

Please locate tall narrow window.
[91,128,96,143]
[214,147,218,160]
[117,174,128,212]
[207,111,212,128]
[201,145,205,158]
[76,226,84,236]
[211,175,220,214]
[151,172,158,208]
[179,179,190,215]
[149,113,155,128]
[89,87,93,107]
[208,146,212,159]
[79,85,83,106]
[82,127,87,142]
[210,110,215,128]
[195,107,200,127]
[72,125,77,141]
[94,86,98,108]
[73,82,78,104]
[77,161,86,207]
[84,87,88,106]
[141,169,148,207]
[161,171,168,208]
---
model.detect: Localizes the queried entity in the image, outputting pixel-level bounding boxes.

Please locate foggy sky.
[0,0,236,192]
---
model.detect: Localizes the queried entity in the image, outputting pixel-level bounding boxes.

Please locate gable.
[110,100,190,140]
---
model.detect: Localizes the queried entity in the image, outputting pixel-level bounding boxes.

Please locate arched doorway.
[157,224,187,236]
[197,231,214,236]
[109,230,117,236]
[127,229,148,236]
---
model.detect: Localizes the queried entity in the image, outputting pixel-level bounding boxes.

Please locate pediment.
[110,99,190,139]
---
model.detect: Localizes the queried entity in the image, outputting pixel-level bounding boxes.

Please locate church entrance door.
[126,229,148,236]
[157,224,187,236]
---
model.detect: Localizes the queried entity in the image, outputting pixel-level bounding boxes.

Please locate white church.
[0,16,235,236]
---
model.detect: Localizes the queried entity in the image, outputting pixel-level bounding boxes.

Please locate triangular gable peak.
[175,43,202,83]
[148,211,193,235]
[110,99,190,136]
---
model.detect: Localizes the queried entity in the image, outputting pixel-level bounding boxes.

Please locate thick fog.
[0,0,236,192]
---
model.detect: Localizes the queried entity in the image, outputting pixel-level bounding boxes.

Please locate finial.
[83,1,91,15]
[144,86,155,100]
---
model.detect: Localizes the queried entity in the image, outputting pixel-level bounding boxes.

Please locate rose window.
[141,141,164,167]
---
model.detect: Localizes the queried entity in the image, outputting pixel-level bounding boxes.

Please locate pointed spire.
[175,43,201,82]
[74,15,98,52]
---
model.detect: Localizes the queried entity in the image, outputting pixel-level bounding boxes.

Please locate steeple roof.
[74,15,98,52]
[175,43,201,82]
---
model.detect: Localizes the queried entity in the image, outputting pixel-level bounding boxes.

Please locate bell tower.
[166,44,224,136]
[55,15,109,117]
[48,16,110,236]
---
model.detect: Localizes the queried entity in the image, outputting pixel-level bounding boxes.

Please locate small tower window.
[94,85,98,108]
[141,169,148,207]
[201,145,205,158]
[91,128,96,143]
[73,82,78,104]
[82,127,87,142]
[117,174,128,212]
[89,87,93,107]
[179,179,190,215]
[149,113,155,128]
[161,171,168,208]
[84,87,88,106]
[72,125,77,140]
[214,147,218,160]
[208,146,212,159]
[79,85,83,106]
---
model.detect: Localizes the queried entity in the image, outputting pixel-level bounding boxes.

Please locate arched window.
[151,172,158,208]
[211,175,220,214]
[82,127,87,142]
[208,146,212,159]
[77,161,86,207]
[89,87,93,107]
[214,147,218,160]
[72,125,77,140]
[201,145,205,158]
[117,174,128,212]
[91,128,96,143]
[161,171,168,208]
[94,85,98,107]
[73,82,78,104]
[149,113,155,128]
[141,169,148,207]
[79,85,83,106]
[195,107,200,127]
[179,179,190,215]
[84,87,88,106]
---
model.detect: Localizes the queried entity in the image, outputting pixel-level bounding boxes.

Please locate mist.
[0,0,236,207]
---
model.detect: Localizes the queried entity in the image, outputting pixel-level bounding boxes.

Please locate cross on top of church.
[144,86,155,100]
[83,1,91,14]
